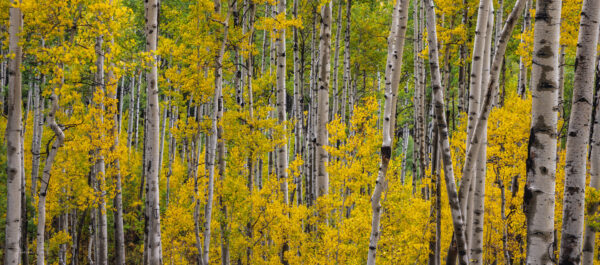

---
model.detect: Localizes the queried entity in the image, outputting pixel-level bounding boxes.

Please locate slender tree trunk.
[517,0,529,98]
[331,0,343,120]
[316,1,332,198]
[203,4,231,264]
[558,0,600,261]
[5,3,23,264]
[558,45,566,119]
[341,0,351,125]
[276,0,289,204]
[523,0,561,262]
[128,73,136,149]
[144,1,163,264]
[424,0,471,263]
[366,0,410,262]
[31,78,43,198]
[582,58,600,265]
[470,8,493,264]
[36,91,65,265]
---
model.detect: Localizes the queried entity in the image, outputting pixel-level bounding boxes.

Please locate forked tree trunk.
[36,91,65,265]
[366,0,410,263]
[424,0,470,263]
[558,0,600,261]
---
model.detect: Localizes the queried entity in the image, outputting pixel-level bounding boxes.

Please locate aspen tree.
[469,7,493,264]
[5,2,23,263]
[36,91,65,265]
[366,0,410,263]
[31,78,43,198]
[341,0,351,125]
[522,0,561,262]
[316,1,332,197]
[517,1,529,98]
[144,0,163,263]
[582,63,600,265]
[424,0,470,263]
[458,0,491,222]
[276,0,289,204]
[558,0,600,261]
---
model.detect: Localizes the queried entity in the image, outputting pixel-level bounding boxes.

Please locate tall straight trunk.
[412,0,422,184]
[316,1,332,198]
[5,3,23,264]
[331,0,343,120]
[36,91,65,265]
[134,72,142,150]
[144,0,163,264]
[292,0,303,206]
[203,4,231,264]
[366,0,410,262]
[558,45,566,119]
[558,0,600,261]
[31,79,44,198]
[93,33,109,265]
[517,0,529,98]
[582,60,600,265]
[424,0,470,263]
[276,0,289,204]
[429,119,441,265]
[469,7,493,264]
[107,26,126,265]
[341,0,351,125]
[523,0,561,262]
[127,73,136,149]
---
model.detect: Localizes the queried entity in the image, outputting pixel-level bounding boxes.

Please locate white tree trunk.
[558,0,600,261]
[366,0,410,263]
[276,0,289,204]
[36,91,65,265]
[582,63,600,265]
[316,1,332,197]
[424,0,470,263]
[31,78,44,198]
[523,0,561,262]
[144,0,163,264]
[469,7,493,264]
[5,3,22,264]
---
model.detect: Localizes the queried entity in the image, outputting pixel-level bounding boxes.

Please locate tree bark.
[36,91,65,265]
[523,0,561,262]
[424,0,470,263]
[316,1,332,198]
[5,3,23,264]
[582,58,600,265]
[366,0,410,262]
[276,0,289,204]
[144,0,163,264]
[558,0,600,261]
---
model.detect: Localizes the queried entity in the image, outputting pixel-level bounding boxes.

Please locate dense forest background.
[0,0,598,264]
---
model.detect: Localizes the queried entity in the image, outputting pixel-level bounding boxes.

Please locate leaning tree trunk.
[36,91,65,265]
[366,0,410,263]
[144,0,163,264]
[523,0,561,262]
[458,0,491,223]
[582,61,600,265]
[316,1,332,198]
[5,2,23,264]
[424,0,470,263]
[558,0,600,262]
